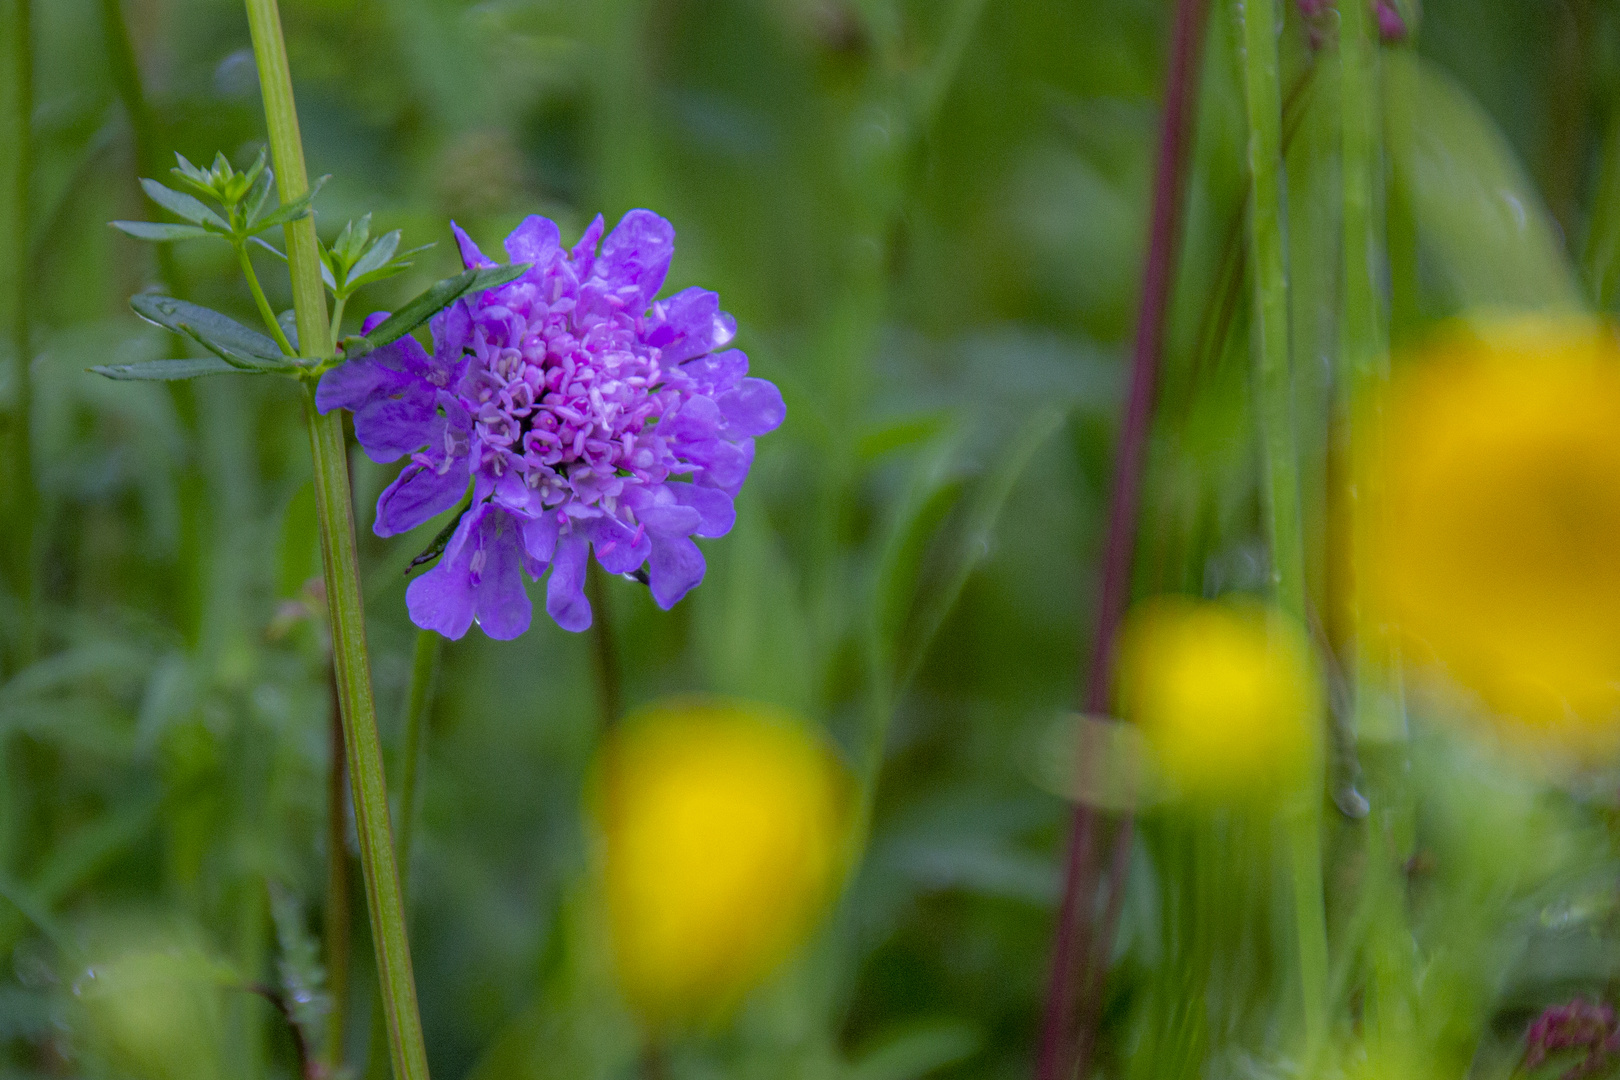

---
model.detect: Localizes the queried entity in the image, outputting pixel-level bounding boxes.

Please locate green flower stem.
[5,0,37,673]
[329,293,349,346]
[1237,0,1327,1052]
[243,4,430,1080]
[236,243,297,356]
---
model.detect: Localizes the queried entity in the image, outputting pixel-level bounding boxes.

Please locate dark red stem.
[1035,0,1208,1076]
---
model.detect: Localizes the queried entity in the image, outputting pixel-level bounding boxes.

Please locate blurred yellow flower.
[590,699,852,1026]
[1365,316,1620,755]
[1114,597,1321,805]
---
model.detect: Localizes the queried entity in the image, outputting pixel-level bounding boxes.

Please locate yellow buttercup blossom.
[590,699,851,1027]
[1114,597,1321,805]
[1365,316,1620,756]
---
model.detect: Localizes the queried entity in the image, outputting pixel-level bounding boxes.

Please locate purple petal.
[647,533,705,610]
[596,210,675,302]
[587,516,651,574]
[430,301,472,375]
[695,438,755,498]
[451,221,494,269]
[374,455,470,536]
[471,509,531,640]
[570,214,605,271]
[315,355,395,414]
[718,378,785,437]
[667,482,735,538]
[361,311,390,335]
[504,216,562,269]
[405,511,479,639]
[521,512,560,575]
[678,349,749,395]
[650,288,737,363]
[545,533,592,632]
[352,381,438,463]
[659,394,723,445]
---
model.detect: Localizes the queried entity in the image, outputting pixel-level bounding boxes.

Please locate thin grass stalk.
[5,0,37,671]
[365,628,441,1080]
[1036,1,1209,1077]
[325,669,352,1070]
[241,4,430,1079]
[1237,0,1328,1052]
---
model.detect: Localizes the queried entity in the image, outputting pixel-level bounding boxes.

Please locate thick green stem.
[237,243,297,355]
[1237,0,1327,1051]
[243,4,430,1080]
[5,0,37,671]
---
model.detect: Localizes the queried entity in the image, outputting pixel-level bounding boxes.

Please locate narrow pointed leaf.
[140,178,229,231]
[349,229,402,281]
[130,294,286,362]
[111,221,214,242]
[350,262,529,356]
[248,175,328,234]
[89,357,245,380]
[244,166,274,226]
[179,323,298,372]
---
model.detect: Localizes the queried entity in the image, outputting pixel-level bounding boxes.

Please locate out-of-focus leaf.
[90,357,244,381]
[110,221,214,242]
[1029,712,1162,812]
[139,178,228,232]
[1383,51,1582,312]
[267,884,330,1055]
[846,1021,982,1080]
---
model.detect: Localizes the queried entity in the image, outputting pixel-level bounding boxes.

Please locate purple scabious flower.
[316,210,785,639]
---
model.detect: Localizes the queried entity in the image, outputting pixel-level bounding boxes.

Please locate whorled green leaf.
[139,178,229,232]
[89,357,246,381]
[247,174,327,235]
[1384,51,1582,312]
[110,221,214,243]
[129,294,286,365]
[343,262,529,357]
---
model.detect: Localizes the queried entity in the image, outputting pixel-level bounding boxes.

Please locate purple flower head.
[317,210,784,639]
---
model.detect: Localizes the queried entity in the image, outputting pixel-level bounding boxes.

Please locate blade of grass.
[1239,0,1328,1055]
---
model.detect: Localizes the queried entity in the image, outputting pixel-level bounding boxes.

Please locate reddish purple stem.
[1034,0,1209,1077]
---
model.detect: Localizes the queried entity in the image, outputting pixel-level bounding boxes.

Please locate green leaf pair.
[94,261,529,381]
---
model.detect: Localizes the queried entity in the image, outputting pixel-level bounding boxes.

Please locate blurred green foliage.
[4,0,1620,1078]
